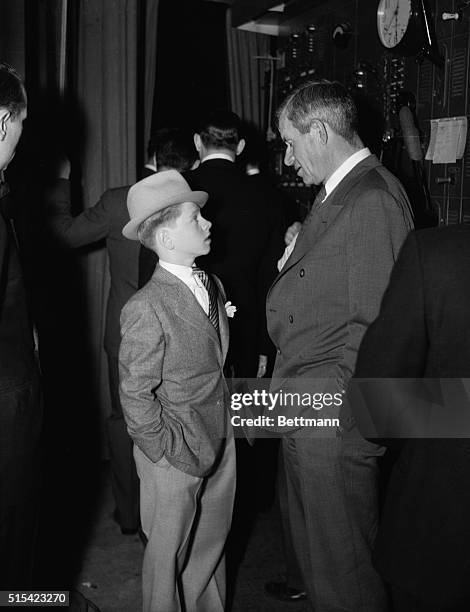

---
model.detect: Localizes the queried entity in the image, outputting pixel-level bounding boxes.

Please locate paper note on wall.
[425,120,439,161]
[425,116,468,164]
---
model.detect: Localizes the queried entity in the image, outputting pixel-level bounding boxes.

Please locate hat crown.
[127,169,190,219]
[123,169,208,240]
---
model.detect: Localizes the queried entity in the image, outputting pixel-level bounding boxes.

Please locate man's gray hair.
[277,80,358,144]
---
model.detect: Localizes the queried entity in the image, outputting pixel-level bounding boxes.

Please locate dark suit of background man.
[352,224,470,612]
[47,128,197,535]
[267,80,414,611]
[0,62,42,589]
[189,110,286,378]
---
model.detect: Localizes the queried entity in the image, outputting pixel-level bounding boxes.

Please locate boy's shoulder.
[126,275,166,309]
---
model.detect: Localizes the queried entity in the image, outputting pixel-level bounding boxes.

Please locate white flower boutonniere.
[224,301,237,318]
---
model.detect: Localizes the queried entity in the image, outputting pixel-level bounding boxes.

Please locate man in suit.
[188,109,284,378]
[351,224,470,611]
[47,128,197,535]
[0,62,42,588]
[119,170,235,612]
[266,80,414,611]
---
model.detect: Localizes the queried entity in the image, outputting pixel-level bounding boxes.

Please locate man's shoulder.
[415,224,470,261]
[339,156,410,211]
[101,184,131,202]
[184,161,241,186]
[99,185,131,227]
[185,163,280,213]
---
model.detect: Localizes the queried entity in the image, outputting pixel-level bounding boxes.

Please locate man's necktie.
[302,185,326,229]
[314,185,326,206]
[192,266,220,337]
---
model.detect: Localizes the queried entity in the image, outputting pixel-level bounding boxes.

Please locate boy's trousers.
[134,433,236,612]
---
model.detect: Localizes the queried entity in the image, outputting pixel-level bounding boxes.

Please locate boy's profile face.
[167,201,211,262]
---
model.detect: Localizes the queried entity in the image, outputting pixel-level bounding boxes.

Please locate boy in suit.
[119,169,235,612]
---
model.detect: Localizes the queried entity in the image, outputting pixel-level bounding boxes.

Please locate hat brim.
[122,190,208,240]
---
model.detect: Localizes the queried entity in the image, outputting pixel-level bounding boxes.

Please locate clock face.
[377,0,412,48]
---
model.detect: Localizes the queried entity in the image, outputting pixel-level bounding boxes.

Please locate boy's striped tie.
[192,266,220,337]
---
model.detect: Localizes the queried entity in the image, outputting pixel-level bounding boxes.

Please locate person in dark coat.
[352,224,470,611]
[0,61,42,589]
[187,109,285,378]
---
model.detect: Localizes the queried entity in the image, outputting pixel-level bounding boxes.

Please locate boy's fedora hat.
[123,169,208,240]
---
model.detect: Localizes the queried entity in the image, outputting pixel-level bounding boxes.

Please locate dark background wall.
[152,0,229,130]
[264,0,470,227]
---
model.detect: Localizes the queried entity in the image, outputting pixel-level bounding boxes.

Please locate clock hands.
[395,1,399,45]
[382,0,400,44]
[384,0,399,31]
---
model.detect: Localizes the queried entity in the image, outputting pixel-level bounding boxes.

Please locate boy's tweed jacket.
[119,264,230,478]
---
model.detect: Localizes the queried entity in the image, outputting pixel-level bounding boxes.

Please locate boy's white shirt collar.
[159,260,194,281]
[159,260,209,314]
[201,152,234,163]
[323,148,371,200]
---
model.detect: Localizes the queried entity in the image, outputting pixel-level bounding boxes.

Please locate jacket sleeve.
[119,297,167,462]
[348,231,428,447]
[256,201,286,356]
[47,179,110,247]
[342,188,413,383]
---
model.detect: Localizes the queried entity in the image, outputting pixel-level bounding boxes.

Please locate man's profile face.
[279,113,323,186]
[0,107,27,171]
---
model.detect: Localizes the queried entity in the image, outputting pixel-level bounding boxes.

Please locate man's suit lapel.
[152,266,223,354]
[270,155,380,286]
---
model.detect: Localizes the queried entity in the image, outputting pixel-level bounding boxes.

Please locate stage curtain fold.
[144,0,159,160]
[226,9,270,131]
[76,0,158,426]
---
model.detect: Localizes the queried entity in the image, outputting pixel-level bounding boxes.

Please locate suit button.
[289,315,293,323]
[300,269,305,277]
[277,348,281,355]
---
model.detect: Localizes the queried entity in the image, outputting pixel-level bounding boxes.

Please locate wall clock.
[377,0,443,66]
[377,0,418,51]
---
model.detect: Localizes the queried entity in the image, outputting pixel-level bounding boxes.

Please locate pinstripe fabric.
[192,267,220,337]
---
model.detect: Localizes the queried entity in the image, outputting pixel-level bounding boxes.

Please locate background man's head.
[194,109,245,161]
[0,62,27,172]
[277,80,361,186]
[148,127,198,173]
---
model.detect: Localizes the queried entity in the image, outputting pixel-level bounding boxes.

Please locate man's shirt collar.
[323,148,371,201]
[201,153,234,164]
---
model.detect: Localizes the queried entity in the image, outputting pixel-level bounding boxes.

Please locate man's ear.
[235,138,246,156]
[310,119,328,146]
[194,133,202,154]
[0,110,10,141]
